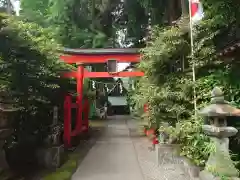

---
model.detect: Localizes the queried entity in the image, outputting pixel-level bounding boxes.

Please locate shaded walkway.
[72,115,144,180]
[72,115,194,180]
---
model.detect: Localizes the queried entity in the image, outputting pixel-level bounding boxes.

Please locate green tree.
[21,0,119,48]
[130,0,240,168]
[0,14,73,157]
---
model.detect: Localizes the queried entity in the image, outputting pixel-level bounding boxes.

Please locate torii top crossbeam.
[60,48,141,64]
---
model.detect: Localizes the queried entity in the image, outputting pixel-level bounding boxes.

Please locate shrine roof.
[62,48,140,55]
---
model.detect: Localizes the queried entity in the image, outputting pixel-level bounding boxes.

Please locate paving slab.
[72,115,196,180]
[71,115,144,180]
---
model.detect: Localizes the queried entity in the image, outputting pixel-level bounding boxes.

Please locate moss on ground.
[42,120,106,180]
[38,120,106,180]
[42,153,79,180]
[89,119,106,127]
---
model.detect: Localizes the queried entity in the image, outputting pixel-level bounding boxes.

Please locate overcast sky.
[11,0,20,16]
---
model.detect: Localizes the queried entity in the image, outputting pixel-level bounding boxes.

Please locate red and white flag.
[190,0,204,24]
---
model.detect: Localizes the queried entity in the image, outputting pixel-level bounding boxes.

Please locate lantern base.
[200,137,239,180]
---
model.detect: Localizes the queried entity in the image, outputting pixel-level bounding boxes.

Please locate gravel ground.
[127,118,195,180]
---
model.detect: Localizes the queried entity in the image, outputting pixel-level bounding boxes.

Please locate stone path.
[72,115,192,180]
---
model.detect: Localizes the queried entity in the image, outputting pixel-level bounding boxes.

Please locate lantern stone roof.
[198,87,240,117]
[199,103,240,117]
[61,48,140,55]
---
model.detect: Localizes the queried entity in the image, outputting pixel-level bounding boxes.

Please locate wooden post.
[64,95,72,148]
[72,65,84,136]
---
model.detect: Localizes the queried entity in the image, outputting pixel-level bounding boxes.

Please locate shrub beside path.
[127,119,198,180]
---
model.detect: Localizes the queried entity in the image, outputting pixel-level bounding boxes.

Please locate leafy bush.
[0,13,75,167]
[160,116,215,166]
[130,26,192,127]
[129,25,214,166]
[130,7,240,169]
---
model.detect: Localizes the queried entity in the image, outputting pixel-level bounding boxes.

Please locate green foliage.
[20,0,182,48]
[159,117,214,166]
[43,152,78,180]
[130,0,240,168]
[20,0,49,25]
[131,26,192,127]
[21,0,111,48]
[15,0,240,171]
[0,13,73,149]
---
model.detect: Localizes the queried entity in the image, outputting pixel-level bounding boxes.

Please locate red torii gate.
[60,48,144,148]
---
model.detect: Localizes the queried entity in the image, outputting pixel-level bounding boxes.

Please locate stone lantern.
[0,93,18,171]
[199,87,240,180]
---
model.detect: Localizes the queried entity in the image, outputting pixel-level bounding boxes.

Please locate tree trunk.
[91,0,96,28]
[180,0,188,16]
[168,0,175,25]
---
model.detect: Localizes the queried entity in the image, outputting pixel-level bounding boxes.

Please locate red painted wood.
[60,54,140,64]
[71,65,84,136]
[71,103,78,108]
[64,94,72,148]
[62,71,144,78]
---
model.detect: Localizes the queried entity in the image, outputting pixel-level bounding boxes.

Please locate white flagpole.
[9,0,20,16]
[188,0,197,117]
